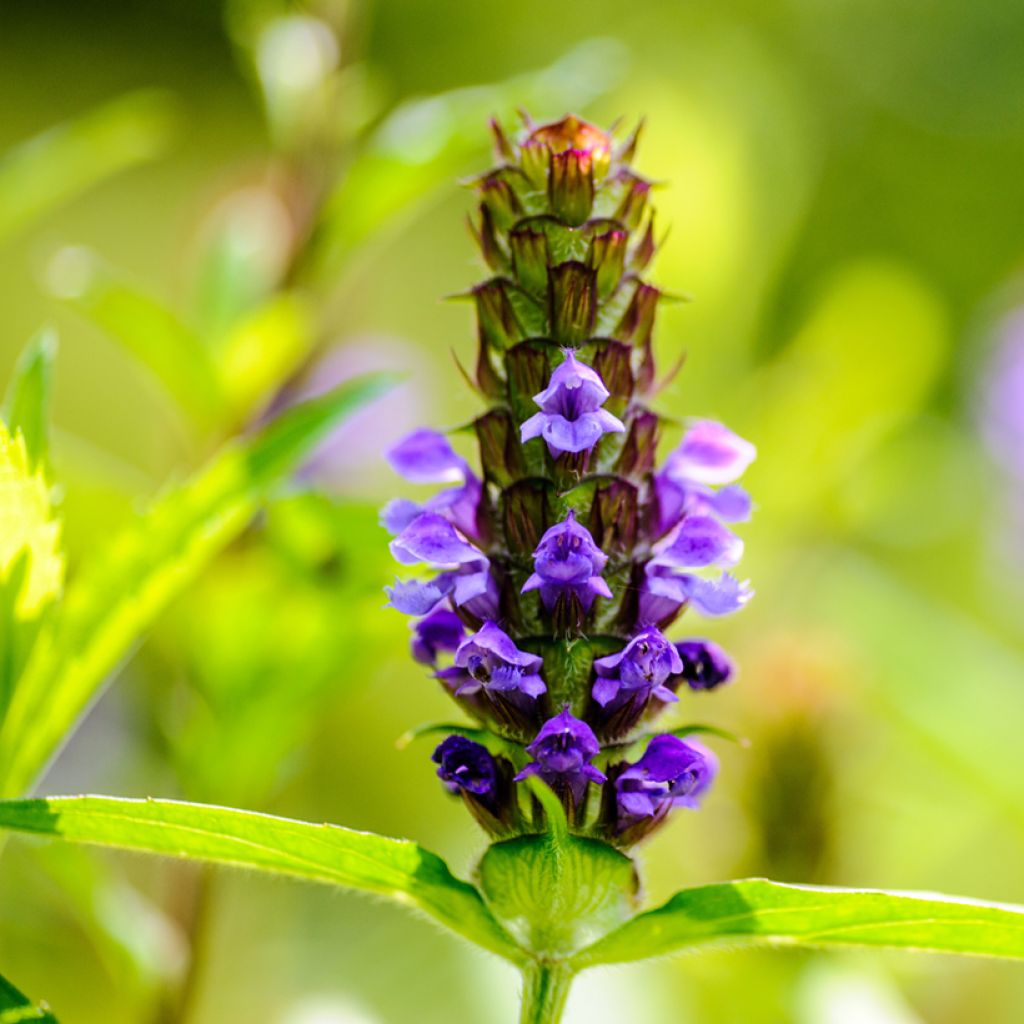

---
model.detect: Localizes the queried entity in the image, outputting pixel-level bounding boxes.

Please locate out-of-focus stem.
[152,864,215,1024]
[520,961,574,1024]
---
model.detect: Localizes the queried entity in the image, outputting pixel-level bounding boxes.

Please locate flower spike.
[382,113,754,845]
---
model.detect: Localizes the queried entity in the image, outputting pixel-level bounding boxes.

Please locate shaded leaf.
[572,878,1024,968]
[51,253,222,427]
[0,796,526,965]
[0,91,177,244]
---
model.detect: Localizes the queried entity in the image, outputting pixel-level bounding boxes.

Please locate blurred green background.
[2,0,1024,1021]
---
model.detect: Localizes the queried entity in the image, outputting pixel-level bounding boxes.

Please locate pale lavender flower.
[520,351,624,456]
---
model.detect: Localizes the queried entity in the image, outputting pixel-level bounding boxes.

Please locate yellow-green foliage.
[0,422,63,619]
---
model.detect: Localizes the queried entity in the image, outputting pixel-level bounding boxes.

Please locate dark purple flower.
[411,608,465,666]
[522,510,612,612]
[614,734,717,828]
[520,351,624,456]
[515,708,606,804]
[439,622,546,699]
[592,627,683,707]
[675,639,734,690]
[432,735,498,797]
[639,565,752,625]
[384,429,482,539]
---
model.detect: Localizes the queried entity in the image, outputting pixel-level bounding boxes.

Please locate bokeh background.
[2,0,1024,1021]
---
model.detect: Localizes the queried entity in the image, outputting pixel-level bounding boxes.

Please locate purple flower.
[385,577,446,615]
[440,622,546,699]
[639,566,752,626]
[411,608,465,665]
[388,428,467,483]
[432,735,498,797]
[653,421,755,536]
[654,475,752,537]
[515,708,606,804]
[675,639,734,690]
[389,513,482,568]
[592,627,683,707]
[520,351,624,456]
[663,420,756,486]
[614,735,717,828]
[522,510,612,612]
[384,429,482,539]
[653,514,744,570]
[387,513,499,619]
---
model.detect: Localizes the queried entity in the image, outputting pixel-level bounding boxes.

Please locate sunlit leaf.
[572,878,1024,969]
[0,969,57,1023]
[0,373,396,797]
[0,423,64,622]
[0,795,527,965]
[0,90,177,244]
[3,329,57,469]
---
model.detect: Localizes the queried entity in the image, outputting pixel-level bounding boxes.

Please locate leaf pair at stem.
[1,795,1023,1023]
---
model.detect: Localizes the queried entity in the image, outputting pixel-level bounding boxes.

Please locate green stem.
[520,962,574,1024]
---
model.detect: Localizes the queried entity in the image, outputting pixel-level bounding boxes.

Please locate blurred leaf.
[0,91,177,244]
[746,262,948,516]
[572,879,1024,968]
[0,969,58,1022]
[3,329,57,468]
[309,38,626,280]
[0,795,527,965]
[216,292,314,420]
[0,372,397,797]
[49,251,223,427]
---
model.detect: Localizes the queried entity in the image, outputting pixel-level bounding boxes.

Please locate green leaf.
[0,91,178,244]
[0,969,58,1023]
[571,878,1024,969]
[49,252,223,427]
[3,329,57,468]
[0,373,396,797]
[0,796,526,965]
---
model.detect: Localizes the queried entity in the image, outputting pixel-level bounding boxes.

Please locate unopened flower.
[675,639,734,690]
[520,351,624,456]
[433,735,498,797]
[515,708,606,805]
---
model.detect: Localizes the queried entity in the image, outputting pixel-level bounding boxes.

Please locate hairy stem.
[520,962,574,1024]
